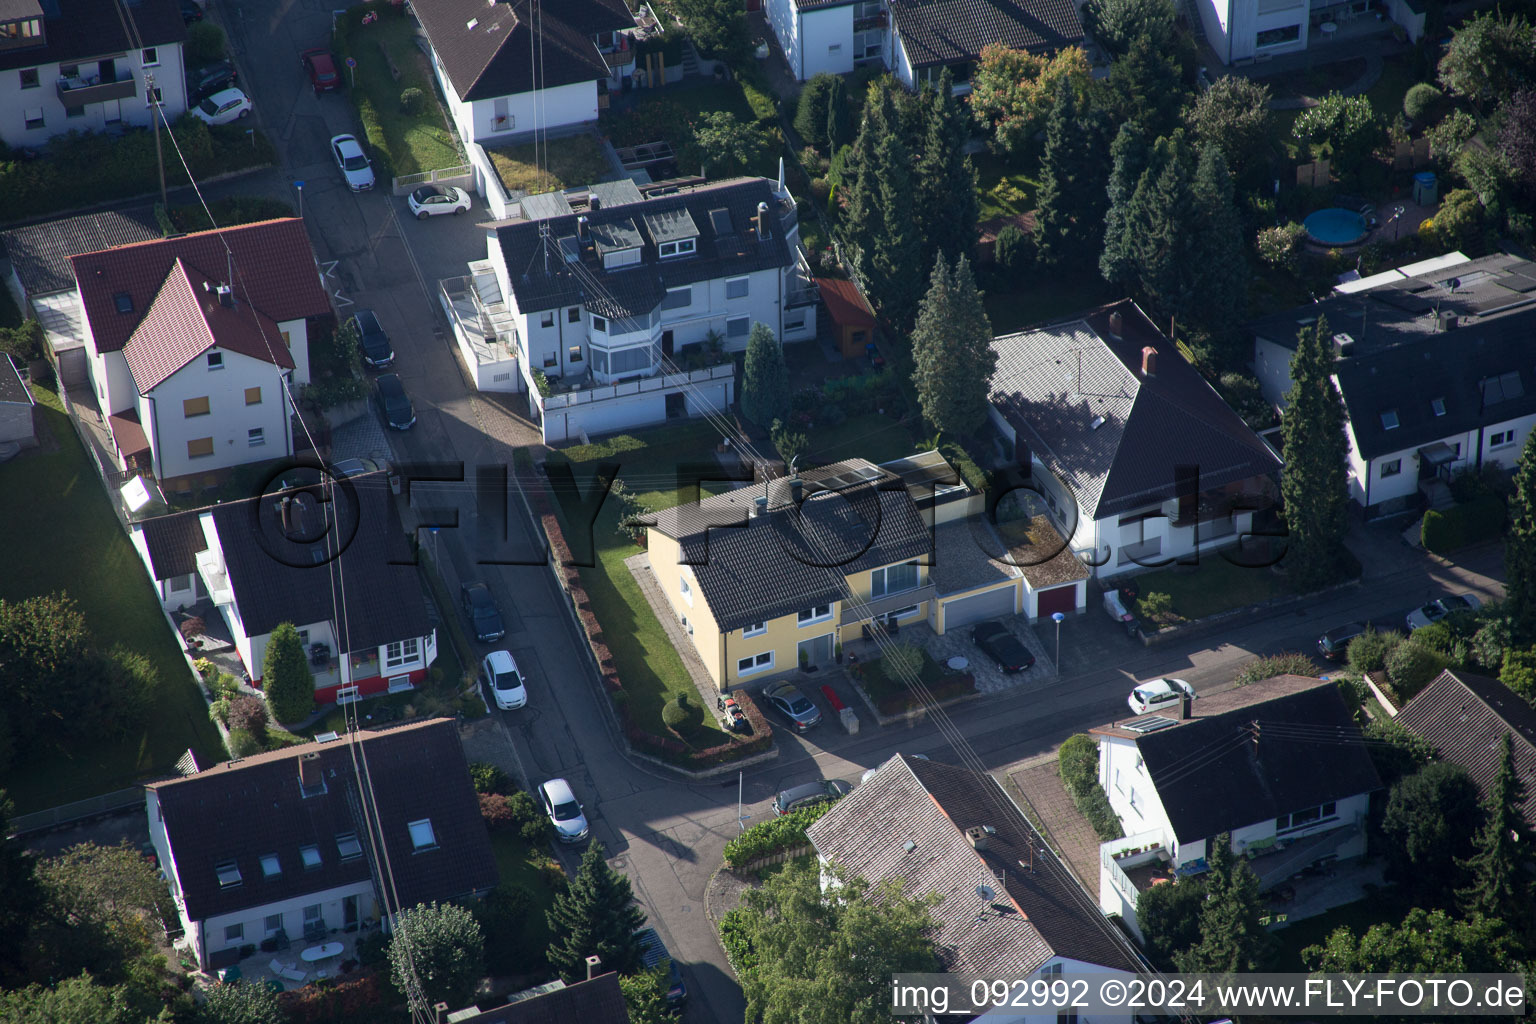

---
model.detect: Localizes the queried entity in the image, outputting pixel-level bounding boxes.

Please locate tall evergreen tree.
[867,131,925,330]
[1034,79,1112,268]
[914,70,978,270]
[826,74,853,153]
[261,622,313,725]
[1107,33,1196,139]
[1280,318,1351,593]
[1190,144,1249,359]
[1099,121,1149,286]
[840,86,900,284]
[740,323,789,428]
[911,254,996,437]
[1458,734,1534,923]
[1174,833,1274,973]
[1505,429,1536,642]
[546,842,648,982]
[794,73,837,149]
[1128,133,1202,324]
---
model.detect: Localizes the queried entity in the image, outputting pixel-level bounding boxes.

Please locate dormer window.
[215,859,242,887]
[1380,409,1399,430]
[659,238,696,259]
[1431,397,1446,417]
[602,247,642,269]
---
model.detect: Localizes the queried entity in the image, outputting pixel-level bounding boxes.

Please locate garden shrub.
[1232,651,1318,686]
[1256,222,1307,272]
[476,885,543,975]
[506,790,551,845]
[881,644,923,680]
[479,792,515,832]
[1348,628,1401,673]
[1422,495,1505,554]
[1408,621,1457,658]
[1403,82,1443,121]
[1057,734,1122,841]
[1138,591,1174,621]
[994,224,1030,270]
[723,798,841,869]
[1500,647,1536,701]
[227,728,262,757]
[720,907,758,975]
[1472,616,1513,669]
[0,319,44,362]
[662,694,704,733]
[186,22,227,66]
[1385,640,1448,699]
[794,74,837,149]
[209,697,231,726]
[468,761,511,794]
[226,695,268,736]
[277,967,384,1024]
[399,87,424,114]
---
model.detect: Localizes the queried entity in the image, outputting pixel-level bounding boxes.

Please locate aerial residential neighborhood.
[0,0,1533,1020]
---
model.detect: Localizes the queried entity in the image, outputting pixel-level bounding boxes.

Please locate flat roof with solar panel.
[1121,716,1180,734]
[521,191,574,220]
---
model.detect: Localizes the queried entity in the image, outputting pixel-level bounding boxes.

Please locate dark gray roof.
[890,0,1083,67]
[588,178,644,209]
[645,460,932,631]
[0,0,186,73]
[642,207,699,244]
[808,755,1145,977]
[497,177,794,319]
[1093,676,1383,845]
[1397,670,1536,826]
[137,505,204,579]
[521,191,575,220]
[990,300,1281,521]
[146,719,497,923]
[0,354,29,405]
[591,217,643,255]
[412,0,633,103]
[447,975,630,1024]
[1,206,160,297]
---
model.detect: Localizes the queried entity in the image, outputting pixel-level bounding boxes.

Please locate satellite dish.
[976,885,996,902]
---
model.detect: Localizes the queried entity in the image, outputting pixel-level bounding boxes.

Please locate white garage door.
[943,587,1016,631]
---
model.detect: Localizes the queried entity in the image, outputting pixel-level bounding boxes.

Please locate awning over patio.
[1418,441,1457,467]
[108,409,150,458]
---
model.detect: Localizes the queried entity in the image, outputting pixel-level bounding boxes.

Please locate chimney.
[1179,693,1193,720]
[1140,346,1157,378]
[789,476,803,504]
[1333,332,1355,358]
[1107,310,1123,337]
[964,825,996,852]
[755,201,769,240]
[216,284,234,308]
[589,193,602,211]
[1438,311,1458,332]
[433,1003,450,1024]
[297,751,322,790]
[585,955,603,981]
[577,215,590,243]
[751,495,768,518]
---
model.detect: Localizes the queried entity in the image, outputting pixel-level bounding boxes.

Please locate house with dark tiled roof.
[437,973,631,1024]
[0,0,190,148]
[129,472,439,704]
[806,754,1145,1016]
[67,218,331,490]
[146,718,497,972]
[1250,253,1536,516]
[462,174,817,443]
[988,299,1281,580]
[765,0,1082,86]
[413,0,634,145]
[1397,669,1536,827]
[1088,675,1382,941]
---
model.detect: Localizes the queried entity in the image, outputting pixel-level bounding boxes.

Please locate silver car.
[537,778,589,843]
[331,133,374,192]
[1406,593,1482,631]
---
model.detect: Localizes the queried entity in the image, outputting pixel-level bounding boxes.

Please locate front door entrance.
[797,632,834,668]
[666,392,686,418]
[343,895,358,927]
[661,329,674,356]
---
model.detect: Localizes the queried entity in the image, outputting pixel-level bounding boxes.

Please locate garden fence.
[8,786,145,836]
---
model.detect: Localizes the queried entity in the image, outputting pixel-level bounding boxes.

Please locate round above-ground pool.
[1303,208,1370,246]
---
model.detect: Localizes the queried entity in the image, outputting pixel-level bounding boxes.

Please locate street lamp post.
[1051,612,1065,669]
[295,180,305,219]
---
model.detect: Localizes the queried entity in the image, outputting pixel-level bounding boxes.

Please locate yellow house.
[644,457,1037,693]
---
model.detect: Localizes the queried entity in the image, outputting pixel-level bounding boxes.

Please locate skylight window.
[113,292,133,313]
[300,844,322,870]
[215,859,242,887]
[336,831,363,861]
[408,819,437,851]
[260,853,281,878]
[1380,409,1400,430]
[1431,397,1446,417]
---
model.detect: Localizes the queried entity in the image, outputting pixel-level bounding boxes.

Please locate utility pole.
[145,70,167,209]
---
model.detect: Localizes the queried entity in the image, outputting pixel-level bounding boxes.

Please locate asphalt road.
[204,4,1510,1020]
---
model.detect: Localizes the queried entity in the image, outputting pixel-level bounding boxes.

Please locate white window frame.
[260,853,281,878]
[215,859,241,887]
[798,604,832,626]
[743,621,767,637]
[726,315,750,338]
[248,427,265,447]
[408,818,437,851]
[1379,459,1401,478]
[1490,430,1516,449]
[659,238,697,258]
[336,831,363,861]
[336,685,361,704]
[142,47,159,66]
[680,575,693,606]
[387,674,413,693]
[737,651,775,675]
[725,276,750,299]
[303,904,322,925]
[385,637,420,668]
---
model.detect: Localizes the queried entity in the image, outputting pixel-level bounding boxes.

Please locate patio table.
[299,941,344,963]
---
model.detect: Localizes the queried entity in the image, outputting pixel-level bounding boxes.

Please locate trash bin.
[1413,171,1437,206]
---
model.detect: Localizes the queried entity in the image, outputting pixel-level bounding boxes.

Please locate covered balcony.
[57,66,137,109]
[1159,477,1278,529]
[440,262,519,392]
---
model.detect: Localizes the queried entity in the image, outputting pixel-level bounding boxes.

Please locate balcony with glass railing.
[57,68,137,108]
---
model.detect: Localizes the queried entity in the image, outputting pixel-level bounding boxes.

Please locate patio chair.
[268,959,285,976]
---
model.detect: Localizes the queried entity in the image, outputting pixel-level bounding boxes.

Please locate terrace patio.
[192,924,381,992]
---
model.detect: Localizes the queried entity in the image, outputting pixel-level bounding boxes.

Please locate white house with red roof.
[67,218,331,488]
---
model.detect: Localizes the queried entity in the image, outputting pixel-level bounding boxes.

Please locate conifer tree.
[740,323,789,428]
[1100,122,1150,286]
[840,86,900,283]
[911,254,996,437]
[1190,144,1248,355]
[914,70,979,270]
[1127,133,1201,322]
[1458,734,1534,923]
[1505,430,1536,641]
[262,622,313,725]
[1174,833,1274,973]
[1280,318,1351,593]
[1034,79,1111,268]
[546,842,648,982]
[867,132,924,330]
[826,74,853,153]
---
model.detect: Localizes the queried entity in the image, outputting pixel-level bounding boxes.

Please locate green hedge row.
[722,797,840,869]
[1422,495,1506,555]
[1058,734,1124,841]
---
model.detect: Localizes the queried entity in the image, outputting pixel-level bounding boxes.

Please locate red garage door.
[1036,585,1077,618]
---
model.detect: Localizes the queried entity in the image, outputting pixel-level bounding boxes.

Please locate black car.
[351,309,394,369]
[460,581,506,643]
[374,373,415,430]
[635,928,687,1010]
[971,620,1035,673]
[1318,621,1371,661]
[187,59,237,104]
[180,0,203,22]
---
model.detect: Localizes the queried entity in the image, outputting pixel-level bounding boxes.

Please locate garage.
[942,585,1016,631]
[1035,584,1077,618]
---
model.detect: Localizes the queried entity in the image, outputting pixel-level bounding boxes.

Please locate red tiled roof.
[123,259,293,394]
[108,408,151,457]
[817,276,875,327]
[71,219,330,355]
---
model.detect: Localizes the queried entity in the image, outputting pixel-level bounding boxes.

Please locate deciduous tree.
[969,44,1093,157]
[1279,318,1350,593]
[389,901,485,1011]
[261,622,313,725]
[1381,762,1481,905]
[546,842,648,982]
[1293,92,1386,183]
[741,323,790,428]
[197,979,286,1024]
[1186,76,1275,184]
[692,112,773,178]
[910,254,996,438]
[1304,907,1516,973]
[1437,10,1536,110]
[673,0,751,65]
[0,791,41,986]
[0,973,144,1024]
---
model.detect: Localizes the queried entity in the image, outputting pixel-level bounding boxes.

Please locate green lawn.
[1364,57,1423,123]
[1271,894,1401,971]
[1129,551,1291,622]
[803,413,920,467]
[981,273,1119,335]
[974,154,1039,222]
[334,5,461,178]
[600,81,778,179]
[487,831,565,973]
[488,134,612,195]
[0,388,225,812]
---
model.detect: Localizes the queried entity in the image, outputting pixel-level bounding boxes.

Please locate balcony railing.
[854,10,888,29]
[57,70,137,109]
[537,361,735,411]
[1160,486,1276,527]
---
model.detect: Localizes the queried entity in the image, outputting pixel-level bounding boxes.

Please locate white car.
[480,649,527,710]
[330,133,374,192]
[537,778,589,843]
[1127,678,1197,716]
[191,88,252,125]
[407,184,471,219]
[1406,593,1482,631]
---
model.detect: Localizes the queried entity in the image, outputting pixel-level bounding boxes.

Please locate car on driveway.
[538,778,589,843]
[180,0,203,22]
[350,309,394,369]
[1317,621,1372,661]
[331,133,375,192]
[191,88,252,126]
[1127,677,1196,716]
[1406,594,1482,631]
[300,48,340,94]
[407,184,472,219]
[187,59,237,103]
[460,581,505,643]
[971,619,1036,673]
[374,373,415,430]
[772,779,849,816]
[480,650,527,710]
[763,680,821,732]
[635,928,687,1010]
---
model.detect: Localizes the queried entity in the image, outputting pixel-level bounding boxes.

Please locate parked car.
[634,928,687,1009]
[460,581,505,643]
[187,59,237,103]
[374,373,415,430]
[772,779,848,816]
[300,48,340,94]
[331,133,375,192]
[278,457,381,490]
[1317,621,1372,661]
[191,88,252,126]
[1127,678,1196,716]
[1406,594,1483,631]
[407,185,472,219]
[480,650,527,710]
[350,309,394,368]
[763,680,821,732]
[971,620,1036,673]
[180,0,203,22]
[537,778,589,843]
[860,752,926,785]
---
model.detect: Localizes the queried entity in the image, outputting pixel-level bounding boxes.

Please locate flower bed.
[848,649,976,716]
[529,481,775,769]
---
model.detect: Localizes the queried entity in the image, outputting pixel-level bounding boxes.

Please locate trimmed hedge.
[1057,734,1123,841]
[1422,495,1506,555]
[723,798,840,869]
